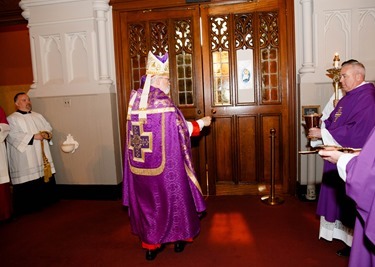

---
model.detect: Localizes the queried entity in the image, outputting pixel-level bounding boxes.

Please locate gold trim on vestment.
[129,107,176,116]
[129,113,166,176]
[184,163,203,194]
[334,106,343,122]
[129,122,153,163]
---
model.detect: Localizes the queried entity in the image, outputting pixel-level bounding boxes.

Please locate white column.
[299,0,315,74]
[29,35,38,89]
[20,2,38,89]
[93,0,113,84]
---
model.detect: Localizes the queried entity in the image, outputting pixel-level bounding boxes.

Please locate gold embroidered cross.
[334,107,343,122]
[129,122,152,162]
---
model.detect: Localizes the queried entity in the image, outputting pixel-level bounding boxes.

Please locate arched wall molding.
[67,32,89,83]
[358,8,375,30]
[324,10,351,60]
[19,0,115,97]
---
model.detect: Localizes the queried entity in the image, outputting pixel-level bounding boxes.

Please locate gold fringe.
[40,131,53,182]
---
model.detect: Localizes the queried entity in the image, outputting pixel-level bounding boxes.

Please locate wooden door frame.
[283,0,297,195]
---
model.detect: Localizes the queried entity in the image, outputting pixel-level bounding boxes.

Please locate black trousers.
[12,175,59,216]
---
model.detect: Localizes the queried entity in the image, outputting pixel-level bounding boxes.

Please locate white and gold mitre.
[146,51,169,77]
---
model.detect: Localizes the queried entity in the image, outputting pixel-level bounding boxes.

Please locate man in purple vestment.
[309,60,375,256]
[123,51,211,261]
[318,126,375,266]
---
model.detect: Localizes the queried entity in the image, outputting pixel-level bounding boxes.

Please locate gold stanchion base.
[261,195,284,205]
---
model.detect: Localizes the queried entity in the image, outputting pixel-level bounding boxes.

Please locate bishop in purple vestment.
[319,126,375,266]
[309,60,375,255]
[123,52,211,261]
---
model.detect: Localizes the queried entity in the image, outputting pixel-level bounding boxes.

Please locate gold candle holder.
[326,53,341,107]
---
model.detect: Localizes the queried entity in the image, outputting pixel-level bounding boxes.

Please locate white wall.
[19,0,122,185]
[32,93,122,185]
[295,0,375,186]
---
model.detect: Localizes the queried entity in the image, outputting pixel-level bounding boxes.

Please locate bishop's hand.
[201,116,212,127]
[308,127,322,139]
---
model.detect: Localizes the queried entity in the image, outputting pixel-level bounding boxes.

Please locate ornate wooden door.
[113,0,296,196]
[200,1,295,195]
[115,5,208,191]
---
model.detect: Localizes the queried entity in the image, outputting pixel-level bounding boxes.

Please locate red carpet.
[0,195,349,267]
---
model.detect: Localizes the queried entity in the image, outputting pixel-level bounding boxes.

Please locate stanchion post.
[261,128,284,205]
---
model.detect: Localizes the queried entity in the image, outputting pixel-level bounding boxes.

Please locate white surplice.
[311,90,353,246]
[6,111,55,185]
[0,122,10,184]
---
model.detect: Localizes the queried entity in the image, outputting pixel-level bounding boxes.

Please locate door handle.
[211,109,217,114]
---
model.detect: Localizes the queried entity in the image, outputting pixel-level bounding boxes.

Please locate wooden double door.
[112,0,297,196]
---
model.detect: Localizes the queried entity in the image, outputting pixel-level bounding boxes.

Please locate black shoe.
[336,246,351,257]
[145,249,158,261]
[174,241,186,253]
